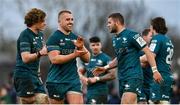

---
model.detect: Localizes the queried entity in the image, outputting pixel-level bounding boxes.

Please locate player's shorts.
[150,79,173,102]
[86,93,107,104]
[14,76,46,97]
[46,81,82,100]
[138,87,150,102]
[119,78,143,98]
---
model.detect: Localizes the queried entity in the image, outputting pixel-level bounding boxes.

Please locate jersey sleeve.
[130,33,147,50]
[149,37,161,54]
[19,34,31,53]
[46,34,60,52]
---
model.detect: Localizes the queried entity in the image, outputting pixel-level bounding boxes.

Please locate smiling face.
[58,12,74,33]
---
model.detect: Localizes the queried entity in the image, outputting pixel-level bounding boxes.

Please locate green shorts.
[13,76,45,97]
[119,79,143,98]
[150,79,173,102]
[138,87,150,102]
[46,82,82,100]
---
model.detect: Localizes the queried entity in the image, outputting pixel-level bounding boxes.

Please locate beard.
[64,24,73,32]
[110,25,118,33]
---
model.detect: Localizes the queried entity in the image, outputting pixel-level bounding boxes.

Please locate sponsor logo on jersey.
[135,36,146,47]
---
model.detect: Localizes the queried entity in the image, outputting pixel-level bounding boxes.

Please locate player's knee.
[35,93,49,104]
[160,100,169,104]
[121,92,137,104]
[19,96,36,104]
[149,100,160,104]
[49,98,64,104]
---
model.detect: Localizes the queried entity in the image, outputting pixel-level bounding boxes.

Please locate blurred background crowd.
[0,0,179,104]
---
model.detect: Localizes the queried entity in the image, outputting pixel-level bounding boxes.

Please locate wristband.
[95,77,100,82]
[152,66,158,73]
[104,65,110,70]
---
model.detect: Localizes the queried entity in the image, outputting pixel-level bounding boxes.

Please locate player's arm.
[141,46,157,67]
[20,37,47,63]
[48,49,86,64]
[92,58,117,76]
[97,69,116,82]
[141,46,162,83]
[78,67,89,85]
[79,46,90,63]
[88,69,116,84]
[21,52,39,63]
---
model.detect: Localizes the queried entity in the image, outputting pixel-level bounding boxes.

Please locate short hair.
[24,8,46,27]
[108,13,124,25]
[89,36,101,43]
[58,10,72,19]
[151,17,168,34]
[142,29,151,36]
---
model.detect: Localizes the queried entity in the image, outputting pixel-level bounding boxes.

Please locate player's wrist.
[95,76,100,82]
[104,64,110,70]
[152,66,158,73]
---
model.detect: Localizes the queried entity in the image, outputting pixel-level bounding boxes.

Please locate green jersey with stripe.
[84,52,111,95]
[46,30,79,84]
[149,34,174,80]
[14,28,44,78]
[112,28,147,80]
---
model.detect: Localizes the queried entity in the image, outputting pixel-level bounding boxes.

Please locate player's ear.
[115,20,121,25]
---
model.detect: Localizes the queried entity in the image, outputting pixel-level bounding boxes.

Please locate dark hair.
[89,36,101,43]
[108,13,124,25]
[24,8,46,27]
[142,29,151,36]
[58,10,72,19]
[151,17,168,34]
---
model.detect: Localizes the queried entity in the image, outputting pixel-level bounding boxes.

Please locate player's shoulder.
[18,28,32,40]
[69,32,78,39]
[49,30,61,38]
[152,34,167,42]
[126,29,138,35]
[20,28,30,36]
[101,52,110,57]
[125,29,140,38]
[46,30,60,43]
[101,52,111,60]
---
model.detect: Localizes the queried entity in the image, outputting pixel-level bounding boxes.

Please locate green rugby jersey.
[46,30,79,83]
[84,52,111,94]
[149,34,174,80]
[112,28,146,80]
[14,28,44,78]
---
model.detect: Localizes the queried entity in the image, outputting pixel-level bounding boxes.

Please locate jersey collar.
[115,27,126,37]
[92,51,102,57]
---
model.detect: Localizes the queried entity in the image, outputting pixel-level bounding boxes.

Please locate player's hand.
[153,71,163,84]
[92,67,106,76]
[39,45,47,56]
[80,76,88,85]
[72,36,84,50]
[87,77,97,84]
[74,49,87,57]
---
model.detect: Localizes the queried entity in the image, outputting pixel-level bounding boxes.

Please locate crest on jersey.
[122,37,127,43]
[97,59,103,65]
[59,39,65,46]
